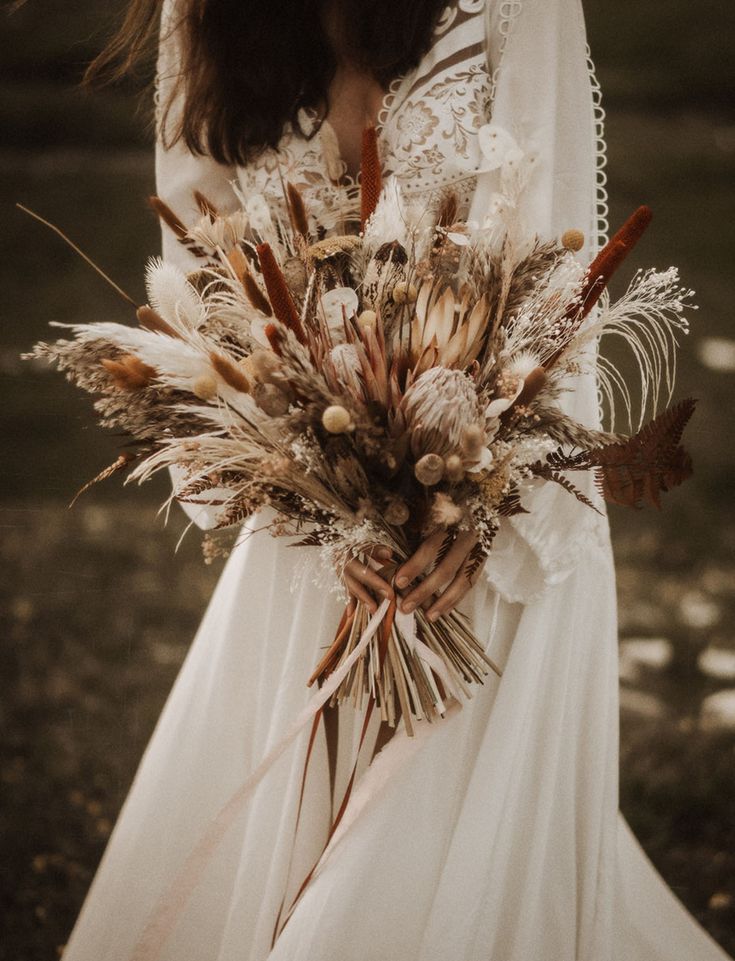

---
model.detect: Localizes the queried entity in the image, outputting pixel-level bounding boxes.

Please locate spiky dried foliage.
[534,397,696,509]
[26,125,697,728]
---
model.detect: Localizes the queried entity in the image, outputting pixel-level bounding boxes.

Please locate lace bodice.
[235,1,493,225]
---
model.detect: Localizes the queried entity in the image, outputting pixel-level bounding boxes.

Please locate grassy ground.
[2,0,735,957]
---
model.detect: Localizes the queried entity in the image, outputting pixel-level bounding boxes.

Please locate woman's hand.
[395,530,484,622]
[342,546,395,614]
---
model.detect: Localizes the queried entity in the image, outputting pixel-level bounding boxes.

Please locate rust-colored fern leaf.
[256,243,305,342]
[529,464,601,514]
[590,397,696,509]
[360,125,382,229]
[464,542,488,582]
[498,488,528,516]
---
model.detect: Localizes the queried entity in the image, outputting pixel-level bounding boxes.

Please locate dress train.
[61,514,730,961]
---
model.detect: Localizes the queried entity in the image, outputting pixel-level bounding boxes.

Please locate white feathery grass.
[570,267,695,431]
[503,255,585,360]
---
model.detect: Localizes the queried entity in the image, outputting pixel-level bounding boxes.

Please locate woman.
[61,1,730,959]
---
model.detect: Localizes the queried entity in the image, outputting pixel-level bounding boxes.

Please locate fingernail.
[381,587,393,599]
[427,610,439,622]
[402,600,415,613]
[396,575,409,589]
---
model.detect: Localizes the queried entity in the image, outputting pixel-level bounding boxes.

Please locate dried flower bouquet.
[25,126,696,734]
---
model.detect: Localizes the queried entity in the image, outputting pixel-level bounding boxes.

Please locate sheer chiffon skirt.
[61,513,730,961]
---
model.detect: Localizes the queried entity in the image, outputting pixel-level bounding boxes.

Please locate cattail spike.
[227,247,273,316]
[148,195,188,239]
[264,323,285,356]
[210,352,251,393]
[581,205,653,315]
[193,190,218,219]
[256,243,305,342]
[360,125,382,229]
[545,205,654,370]
[136,304,180,338]
[101,355,156,390]
[286,182,310,240]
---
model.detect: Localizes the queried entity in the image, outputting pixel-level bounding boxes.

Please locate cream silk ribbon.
[129,596,453,961]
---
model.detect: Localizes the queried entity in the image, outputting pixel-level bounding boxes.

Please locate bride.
[62,1,730,959]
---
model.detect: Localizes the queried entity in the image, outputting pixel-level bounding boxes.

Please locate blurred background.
[1,1,734,957]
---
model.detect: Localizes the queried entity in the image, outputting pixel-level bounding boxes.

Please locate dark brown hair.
[87,0,447,166]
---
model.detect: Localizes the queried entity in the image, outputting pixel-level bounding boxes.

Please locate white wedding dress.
[61,1,731,960]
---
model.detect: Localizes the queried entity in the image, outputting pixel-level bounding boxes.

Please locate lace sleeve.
[156,0,240,530]
[471,0,612,604]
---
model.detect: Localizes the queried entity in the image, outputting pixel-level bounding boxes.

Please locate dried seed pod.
[282,255,308,297]
[384,498,410,526]
[192,374,218,401]
[461,424,485,459]
[561,229,585,252]
[392,281,418,305]
[322,405,352,434]
[357,309,377,330]
[241,348,281,384]
[254,383,290,416]
[414,453,445,486]
[444,454,465,483]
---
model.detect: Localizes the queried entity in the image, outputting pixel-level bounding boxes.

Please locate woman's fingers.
[398,531,477,615]
[344,558,394,600]
[425,545,487,621]
[425,553,484,621]
[344,573,379,613]
[394,530,446,590]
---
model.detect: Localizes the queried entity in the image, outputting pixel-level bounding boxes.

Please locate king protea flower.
[401,367,484,461]
[410,284,488,372]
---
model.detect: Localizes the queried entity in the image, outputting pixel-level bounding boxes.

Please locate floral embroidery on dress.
[235,0,491,226]
[395,102,440,147]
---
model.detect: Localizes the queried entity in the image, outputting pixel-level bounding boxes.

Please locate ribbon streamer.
[129,597,393,961]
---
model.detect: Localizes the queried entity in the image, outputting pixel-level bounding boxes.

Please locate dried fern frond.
[541,397,696,509]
